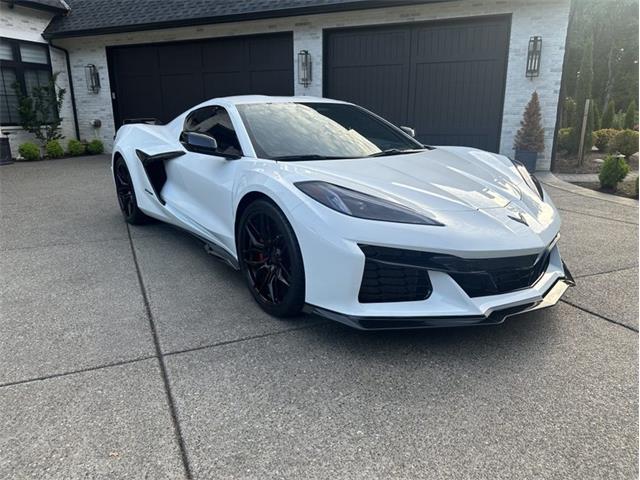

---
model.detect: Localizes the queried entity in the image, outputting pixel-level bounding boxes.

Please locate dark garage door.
[325,17,510,152]
[108,32,293,126]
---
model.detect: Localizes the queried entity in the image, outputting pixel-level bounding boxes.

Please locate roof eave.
[44,0,450,40]
[4,0,69,14]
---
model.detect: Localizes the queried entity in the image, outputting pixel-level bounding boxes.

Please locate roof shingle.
[43,0,439,39]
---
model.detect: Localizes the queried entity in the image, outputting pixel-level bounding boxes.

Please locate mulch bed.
[573,180,639,200]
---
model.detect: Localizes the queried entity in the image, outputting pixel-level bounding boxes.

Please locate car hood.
[286,146,528,213]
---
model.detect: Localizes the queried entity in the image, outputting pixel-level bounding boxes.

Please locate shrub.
[601,100,615,129]
[557,127,573,152]
[592,129,618,152]
[609,129,639,158]
[514,91,544,152]
[67,139,85,156]
[599,154,629,190]
[18,142,40,161]
[624,100,637,129]
[86,139,104,155]
[45,140,64,159]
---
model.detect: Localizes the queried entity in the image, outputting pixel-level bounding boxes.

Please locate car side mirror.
[400,126,415,138]
[180,131,219,155]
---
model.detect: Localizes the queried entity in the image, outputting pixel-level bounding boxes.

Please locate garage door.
[108,32,293,126]
[324,17,510,152]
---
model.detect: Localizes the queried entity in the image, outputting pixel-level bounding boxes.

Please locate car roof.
[197,95,350,107]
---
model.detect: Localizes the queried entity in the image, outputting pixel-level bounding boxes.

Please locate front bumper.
[304,262,575,330]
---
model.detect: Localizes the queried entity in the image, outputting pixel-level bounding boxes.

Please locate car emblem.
[508,212,529,226]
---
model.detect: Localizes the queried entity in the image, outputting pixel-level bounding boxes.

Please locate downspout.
[48,42,80,140]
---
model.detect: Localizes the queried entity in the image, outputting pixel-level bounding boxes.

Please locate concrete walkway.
[1,156,638,480]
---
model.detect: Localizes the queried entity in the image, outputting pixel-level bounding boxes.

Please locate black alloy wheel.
[114,156,150,225]
[238,200,305,317]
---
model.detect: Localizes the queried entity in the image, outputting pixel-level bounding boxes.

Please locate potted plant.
[514,91,544,172]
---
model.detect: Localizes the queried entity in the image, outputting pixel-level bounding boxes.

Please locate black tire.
[237,199,305,317]
[113,156,152,225]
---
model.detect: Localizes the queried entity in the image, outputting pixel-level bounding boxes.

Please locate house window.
[0,38,53,126]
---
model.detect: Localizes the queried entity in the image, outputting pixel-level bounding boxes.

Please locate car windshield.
[236,102,424,160]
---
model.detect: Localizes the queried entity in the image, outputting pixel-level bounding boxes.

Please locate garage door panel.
[325,17,510,153]
[110,33,293,126]
[203,72,248,98]
[247,36,293,69]
[115,75,162,120]
[327,29,409,66]
[329,65,408,126]
[249,70,294,96]
[158,44,203,74]
[160,74,205,120]
[202,39,245,71]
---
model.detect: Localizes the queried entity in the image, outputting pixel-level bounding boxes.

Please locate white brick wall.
[0,4,76,155]
[52,0,569,170]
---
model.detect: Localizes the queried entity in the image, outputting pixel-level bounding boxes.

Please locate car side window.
[183,106,243,156]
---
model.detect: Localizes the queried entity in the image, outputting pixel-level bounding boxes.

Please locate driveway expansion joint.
[126,224,193,480]
[560,299,639,333]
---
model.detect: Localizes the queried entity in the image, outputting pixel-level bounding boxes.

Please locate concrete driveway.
[1,155,637,480]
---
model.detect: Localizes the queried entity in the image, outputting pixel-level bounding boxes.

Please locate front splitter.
[304,265,575,331]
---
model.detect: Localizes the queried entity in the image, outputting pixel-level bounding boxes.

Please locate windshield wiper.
[367,148,426,158]
[271,154,359,161]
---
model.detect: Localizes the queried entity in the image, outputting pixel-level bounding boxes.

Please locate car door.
[162,105,243,253]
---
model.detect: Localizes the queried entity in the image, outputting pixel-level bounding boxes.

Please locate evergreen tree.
[593,101,601,130]
[601,100,616,128]
[571,35,594,152]
[624,100,637,129]
[514,91,544,152]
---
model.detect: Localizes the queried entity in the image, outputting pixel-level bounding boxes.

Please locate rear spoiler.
[122,118,163,125]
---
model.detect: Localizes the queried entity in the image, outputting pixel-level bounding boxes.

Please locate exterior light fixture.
[297,50,312,87]
[526,36,542,78]
[85,64,101,93]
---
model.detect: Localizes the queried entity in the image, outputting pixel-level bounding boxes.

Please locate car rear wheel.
[114,156,151,225]
[237,200,305,317]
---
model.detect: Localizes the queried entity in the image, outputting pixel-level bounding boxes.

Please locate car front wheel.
[114,156,151,225]
[237,199,305,317]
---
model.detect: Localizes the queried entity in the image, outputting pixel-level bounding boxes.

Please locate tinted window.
[184,106,242,156]
[236,102,421,159]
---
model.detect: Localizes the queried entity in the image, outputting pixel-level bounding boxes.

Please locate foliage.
[609,129,639,157]
[45,140,64,159]
[67,139,85,156]
[13,72,66,146]
[562,0,638,116]
[514,91,544,152]
[601,100,616,128]
[592,101,601,130]
[592,128,619,152]
[86,139,104,155]
[624,100,637,129]
[570,36,594,153]
[598,154,629,190]
[557,128,573,152]
[562,97,577,128]
[18,142,40,161]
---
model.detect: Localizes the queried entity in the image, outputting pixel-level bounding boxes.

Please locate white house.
[0,0,571,170]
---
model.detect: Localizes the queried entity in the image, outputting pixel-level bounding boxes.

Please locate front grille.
[359,244,552,299]
[359,259,432,303]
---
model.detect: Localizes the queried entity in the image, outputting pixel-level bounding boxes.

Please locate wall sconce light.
[526,36,542,78]
[298,50,312,87]
[85,64,100,93]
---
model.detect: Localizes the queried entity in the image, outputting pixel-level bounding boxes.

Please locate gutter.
[48,42,80,141]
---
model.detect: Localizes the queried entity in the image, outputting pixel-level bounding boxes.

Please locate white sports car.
[112,95,574,329]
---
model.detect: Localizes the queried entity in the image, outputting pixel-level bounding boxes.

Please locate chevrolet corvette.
[112,95,574,329]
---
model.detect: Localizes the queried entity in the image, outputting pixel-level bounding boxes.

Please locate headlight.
[512,160,544,199]
[295,181,443,226]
